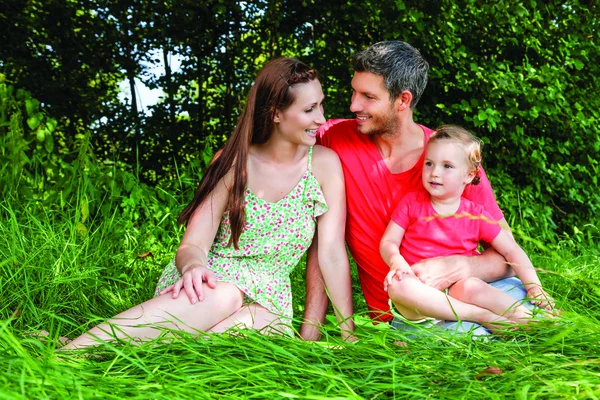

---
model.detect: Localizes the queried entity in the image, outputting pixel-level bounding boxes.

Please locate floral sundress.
[154,146,328,330]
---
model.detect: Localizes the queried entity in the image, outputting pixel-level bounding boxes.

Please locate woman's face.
[274,79,326,146]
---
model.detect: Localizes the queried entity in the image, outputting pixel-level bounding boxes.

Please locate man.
[300,41,526,339]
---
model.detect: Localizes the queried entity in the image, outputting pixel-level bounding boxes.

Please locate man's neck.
[372,120,425,174]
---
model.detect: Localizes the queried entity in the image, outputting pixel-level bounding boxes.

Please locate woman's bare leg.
[63,282,244,349]
[387,276,512,333]
[449,277,533,322]
[208,304,288,335]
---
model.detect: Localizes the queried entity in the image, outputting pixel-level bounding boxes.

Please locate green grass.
[2,315,600,399]
[1,190,600,399]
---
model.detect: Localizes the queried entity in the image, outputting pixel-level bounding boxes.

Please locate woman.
[63,58,355,349]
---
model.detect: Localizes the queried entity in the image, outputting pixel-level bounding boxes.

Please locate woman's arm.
[312,146,355,340]
[167,171,232,304]
[299,235,329,341]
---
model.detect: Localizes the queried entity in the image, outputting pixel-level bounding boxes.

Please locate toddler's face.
[422,139,474,200]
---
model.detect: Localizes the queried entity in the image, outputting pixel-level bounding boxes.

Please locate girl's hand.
[384,262,415,291]
[527,286,554,311]
[160,265,217,304]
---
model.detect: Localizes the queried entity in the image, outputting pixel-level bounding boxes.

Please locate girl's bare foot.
[477,312,516,334]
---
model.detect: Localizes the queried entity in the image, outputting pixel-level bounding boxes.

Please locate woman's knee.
[449,277,487,303]
[212,282,244,313]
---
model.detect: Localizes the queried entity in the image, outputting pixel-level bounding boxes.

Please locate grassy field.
[1,190,600,399]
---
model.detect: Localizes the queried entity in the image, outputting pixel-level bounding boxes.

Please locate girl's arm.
[164,171,232,304]
[380,221,416,291]
[490,230,553,310]
[312,146,355,340]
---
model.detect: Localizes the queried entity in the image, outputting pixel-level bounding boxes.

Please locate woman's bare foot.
[25,330,71,346]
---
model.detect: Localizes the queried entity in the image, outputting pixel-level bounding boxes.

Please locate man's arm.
[412,218,516,290]
[412,247,515,291]
[299,233,330,341]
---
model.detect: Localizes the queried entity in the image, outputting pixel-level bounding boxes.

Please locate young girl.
[380,125,553,332]
[63,58,355,349]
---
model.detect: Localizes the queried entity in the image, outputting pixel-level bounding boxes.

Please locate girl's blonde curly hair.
[429,124,483,185]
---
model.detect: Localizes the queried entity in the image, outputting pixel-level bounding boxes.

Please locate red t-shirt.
[317,119,503,321]
[391,190,502,266]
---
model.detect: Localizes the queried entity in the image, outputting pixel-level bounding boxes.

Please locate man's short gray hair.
[351,41,429,108]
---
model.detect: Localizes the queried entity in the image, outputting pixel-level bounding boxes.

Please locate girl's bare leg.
[449,277,533,322]
[63,282,244,349]
[208,304,288,335]
[387,276,512,333]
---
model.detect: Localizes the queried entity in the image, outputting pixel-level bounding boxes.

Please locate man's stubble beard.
[357,108,399,139]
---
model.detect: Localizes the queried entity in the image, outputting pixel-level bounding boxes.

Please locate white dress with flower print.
[154,146,327,330]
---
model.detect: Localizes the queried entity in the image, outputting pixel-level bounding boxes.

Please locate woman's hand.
[342,330,358,343]
[160,265,217,304]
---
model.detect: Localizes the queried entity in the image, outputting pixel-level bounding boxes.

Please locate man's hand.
[299,322,323,341]
[160,264,217,304]
[411,255,470,291]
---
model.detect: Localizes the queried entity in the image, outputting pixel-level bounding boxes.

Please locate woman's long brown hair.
[177,58,320,249]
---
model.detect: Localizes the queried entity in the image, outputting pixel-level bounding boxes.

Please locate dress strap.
[307,146,313,171]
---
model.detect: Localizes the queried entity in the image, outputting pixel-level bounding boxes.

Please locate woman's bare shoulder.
[311,145,343,183]
[312,145,341,165]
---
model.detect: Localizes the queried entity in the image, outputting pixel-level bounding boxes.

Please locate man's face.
[350,72,398,136]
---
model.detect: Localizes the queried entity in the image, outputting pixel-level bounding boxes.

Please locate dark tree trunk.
[163,46,175,125]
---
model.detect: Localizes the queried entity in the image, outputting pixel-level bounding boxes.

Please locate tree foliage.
[1,0,598,239]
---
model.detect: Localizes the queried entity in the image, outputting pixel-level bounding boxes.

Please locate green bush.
[2,1,598,242]
[0,80,186,324]
[411,0,599,242]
